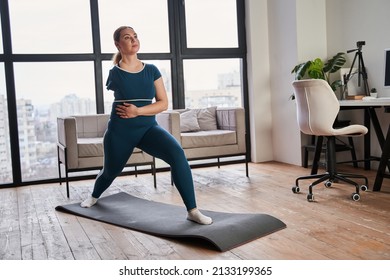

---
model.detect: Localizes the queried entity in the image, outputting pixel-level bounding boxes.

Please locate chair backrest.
[292,79,340,136]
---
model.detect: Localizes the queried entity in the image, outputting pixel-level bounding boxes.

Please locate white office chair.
[292,79,369,201]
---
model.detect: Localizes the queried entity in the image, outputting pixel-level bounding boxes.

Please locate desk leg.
[373,124,390,191]
[364,108,371,170]
[368,107,390,171]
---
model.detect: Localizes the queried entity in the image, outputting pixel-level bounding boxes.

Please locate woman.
[80,26,212,225]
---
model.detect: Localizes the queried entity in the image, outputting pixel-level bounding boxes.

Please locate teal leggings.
[91,117,196,210]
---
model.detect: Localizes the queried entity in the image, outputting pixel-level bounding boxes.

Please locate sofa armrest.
[216,107,246,153]
[156,111,181,143]
[57,117,78,169]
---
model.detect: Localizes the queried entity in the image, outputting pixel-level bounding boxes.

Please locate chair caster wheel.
[360,185,368,191]
[307,193,314,202]
[292,186,300,193]
[352,193,360,201]
[324,180,332,188]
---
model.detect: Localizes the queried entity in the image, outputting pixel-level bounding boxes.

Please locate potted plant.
[290,52,347,98]
[370,88,378,98]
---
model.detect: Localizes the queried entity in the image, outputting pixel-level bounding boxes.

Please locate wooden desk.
[339,99,390,191]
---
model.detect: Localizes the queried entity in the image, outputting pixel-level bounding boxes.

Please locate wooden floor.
[0,161,389,260]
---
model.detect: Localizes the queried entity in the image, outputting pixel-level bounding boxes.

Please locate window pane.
[185,0,238,48]
[183,59,242,108]
[102,60,172,113]
[14,62,96,182]
[99,0,170,53]
[0,63,12,184]
[9,0,92,53]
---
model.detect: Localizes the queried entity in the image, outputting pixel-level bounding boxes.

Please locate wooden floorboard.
[0,161,389,260]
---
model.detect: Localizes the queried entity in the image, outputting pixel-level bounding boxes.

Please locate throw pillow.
[195,106,218,130]
[180,109,201,132]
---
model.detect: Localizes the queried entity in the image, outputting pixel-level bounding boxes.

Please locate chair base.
[293,136,369,202]
[293,171,368,202]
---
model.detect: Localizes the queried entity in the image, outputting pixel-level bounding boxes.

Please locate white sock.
[187,208,212,225]
[80,196,98,208]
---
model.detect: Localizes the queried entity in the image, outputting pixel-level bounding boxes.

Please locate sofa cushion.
[78,138,103,157]
[180,109,201,132]
[193,106,218,131]
[77,138,142,157]
[181,130,237,149]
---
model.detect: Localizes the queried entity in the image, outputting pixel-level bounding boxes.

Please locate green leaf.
[307,58,324,79]
[291,61,311,80]
[330,80,343,91]
[323,52,346,73]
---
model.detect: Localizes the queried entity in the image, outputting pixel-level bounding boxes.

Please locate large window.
[0,0,247,187]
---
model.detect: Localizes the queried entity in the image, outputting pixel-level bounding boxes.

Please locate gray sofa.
[156,107,248,176]
[57,114,156,197]
[57,107,247,198]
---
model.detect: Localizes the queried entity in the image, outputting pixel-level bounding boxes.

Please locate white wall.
[246,0,390,166]
[268,0,303,165]
[246,0,328,165]
[245,0,274,162]
[326,0,390,163]
[327,0,390,97]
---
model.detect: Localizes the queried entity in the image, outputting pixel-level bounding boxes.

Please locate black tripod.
[345,41,370,95]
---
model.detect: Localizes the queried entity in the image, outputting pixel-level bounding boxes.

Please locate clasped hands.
[116,103,139,118]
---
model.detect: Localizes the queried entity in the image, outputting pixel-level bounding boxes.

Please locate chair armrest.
[156,111,181,143]
[57,117,78,169]
[216,107,246,153]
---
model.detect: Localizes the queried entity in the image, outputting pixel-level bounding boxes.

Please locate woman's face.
[116,28,140,55]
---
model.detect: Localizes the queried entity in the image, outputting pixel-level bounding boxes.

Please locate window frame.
[0,0,249,187]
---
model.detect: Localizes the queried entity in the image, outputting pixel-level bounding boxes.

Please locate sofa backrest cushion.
[179,107,218,132]
[74,114,110,138]
[180,109,201,132]
[192,107,218,131]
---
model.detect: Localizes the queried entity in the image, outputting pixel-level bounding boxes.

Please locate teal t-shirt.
[106,63,162,101]
[106,63,162,123]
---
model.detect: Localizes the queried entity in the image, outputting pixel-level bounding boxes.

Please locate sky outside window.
[99,0,170,53]
[9,0,92,53]
[183,59,242,108]
[185,0,238,48]
[14,62,96,109]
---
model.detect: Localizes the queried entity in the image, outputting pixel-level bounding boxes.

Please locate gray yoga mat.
[55,192,286,252]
